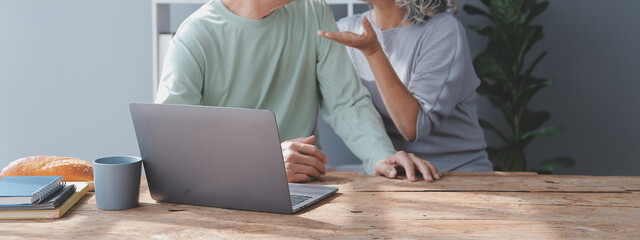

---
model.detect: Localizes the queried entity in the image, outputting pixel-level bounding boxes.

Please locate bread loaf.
[0,156,94,181]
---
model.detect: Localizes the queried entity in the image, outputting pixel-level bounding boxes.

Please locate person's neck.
[371,3,408,30]
[221,0,290,19]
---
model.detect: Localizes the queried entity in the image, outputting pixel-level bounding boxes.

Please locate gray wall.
[1,0,638,176]
[0,0,152,166]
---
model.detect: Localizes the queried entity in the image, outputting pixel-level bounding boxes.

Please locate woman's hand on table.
[281,135,328,183]
[375,151,441,182]
[318,17,382,57]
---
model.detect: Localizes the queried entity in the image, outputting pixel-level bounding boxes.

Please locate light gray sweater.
[337,12,492,171]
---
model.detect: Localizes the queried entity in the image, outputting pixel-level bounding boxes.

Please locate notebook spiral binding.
[32,177,66,205]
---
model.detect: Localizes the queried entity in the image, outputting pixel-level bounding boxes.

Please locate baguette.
[0,156,93,181]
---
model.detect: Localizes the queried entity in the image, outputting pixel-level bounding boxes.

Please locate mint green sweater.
[156,0,395,173]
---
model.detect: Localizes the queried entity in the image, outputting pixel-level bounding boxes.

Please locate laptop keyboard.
[290,194,313,205]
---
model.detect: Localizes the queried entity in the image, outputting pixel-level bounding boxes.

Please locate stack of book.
[0,176,89,219]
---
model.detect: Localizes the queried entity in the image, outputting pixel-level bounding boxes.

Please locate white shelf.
[151,0,366,100]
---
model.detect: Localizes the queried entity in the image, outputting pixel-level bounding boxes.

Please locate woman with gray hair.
[318,0,493,175]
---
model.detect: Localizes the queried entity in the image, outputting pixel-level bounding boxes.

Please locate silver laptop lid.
[130,103,294,214]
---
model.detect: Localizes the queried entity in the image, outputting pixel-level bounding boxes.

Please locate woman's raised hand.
[318,17,382,57]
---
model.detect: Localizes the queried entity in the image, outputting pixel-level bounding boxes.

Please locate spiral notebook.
[0,182,89,219]
[0,185,76,211]
[0,176,66,206]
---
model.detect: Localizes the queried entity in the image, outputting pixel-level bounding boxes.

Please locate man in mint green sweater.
[156,0,440,182]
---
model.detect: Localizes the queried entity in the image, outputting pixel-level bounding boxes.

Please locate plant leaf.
[478,119,511,145]
[480,0,492,8]
[468,25,494,37]
[521,126,565,139]
[463,5,492,20]
[514,77,552,114]
[524,1,549,26]
[515,26,544,73]
[474,49,505,82]
[524,51,547,76]
[485,147,502,171]
[488,147,527,171]
[521,0,537,13]
[530,157,575,174]
[474,44,513,85]
[490,0,525,33]
[476,79,517,136]
[518,109,550,148]
[522,77,553,95]
[477,78,508,107]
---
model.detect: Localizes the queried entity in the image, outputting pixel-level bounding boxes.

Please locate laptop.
[129,103,338,214]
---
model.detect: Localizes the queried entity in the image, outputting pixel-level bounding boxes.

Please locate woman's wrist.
[363,45,384,58]
[362,42,384,58]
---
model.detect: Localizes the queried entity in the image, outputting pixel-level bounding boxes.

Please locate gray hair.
[395,0,458,24]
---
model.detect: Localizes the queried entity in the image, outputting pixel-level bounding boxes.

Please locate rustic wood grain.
[1,172,639,239]
[314,172,640,193]
[442,171,538,176]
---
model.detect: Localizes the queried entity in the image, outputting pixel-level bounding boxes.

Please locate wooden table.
[1,172,639,239]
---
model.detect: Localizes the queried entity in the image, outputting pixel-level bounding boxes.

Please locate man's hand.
[375,151,441,182]
[281,135,329,183]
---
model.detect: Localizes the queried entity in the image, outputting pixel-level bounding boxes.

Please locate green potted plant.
[463,0,575,173]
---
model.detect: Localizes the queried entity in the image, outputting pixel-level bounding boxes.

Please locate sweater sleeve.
[315,2,396,174]
[155,26,205,105]
[409,15,471,143]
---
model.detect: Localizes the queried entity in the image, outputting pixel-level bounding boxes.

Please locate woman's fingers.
[392,152,416,181]
[318,30,361,46]
[374,159,398,179]
[408,154,433,182]
[410,153,441,181]
[360,16,375,37]
[326,32,352,44]
[375,152,440,182]
[424,160,441,180]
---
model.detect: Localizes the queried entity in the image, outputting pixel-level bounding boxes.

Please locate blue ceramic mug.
[93,156,142,210]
